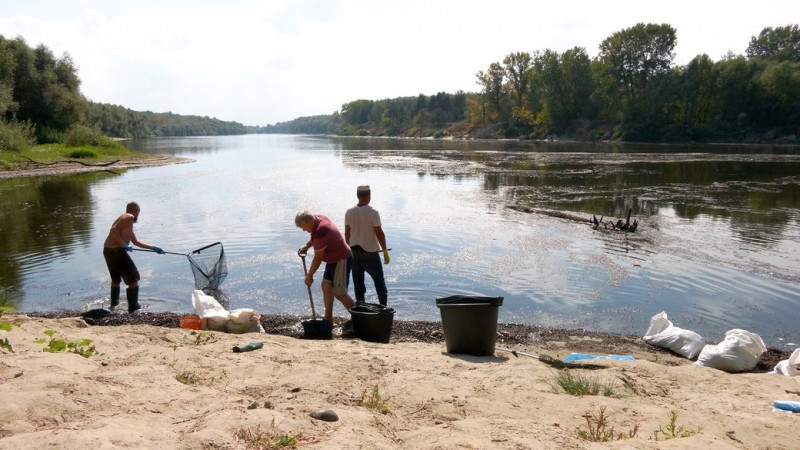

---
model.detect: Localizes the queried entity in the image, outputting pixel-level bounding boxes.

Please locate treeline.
[0,35,245,149]
[259,23,800,143]
[86,103,247,138]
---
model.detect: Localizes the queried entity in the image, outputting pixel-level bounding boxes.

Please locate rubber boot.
[126,286,141,313]
[109,286,120,311]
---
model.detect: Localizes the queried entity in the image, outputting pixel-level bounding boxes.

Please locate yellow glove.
[382,248,390,265]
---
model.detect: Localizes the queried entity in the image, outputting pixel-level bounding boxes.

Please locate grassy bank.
[0,141,144,171]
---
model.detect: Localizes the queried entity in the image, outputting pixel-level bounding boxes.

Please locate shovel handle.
[298,252,317,319]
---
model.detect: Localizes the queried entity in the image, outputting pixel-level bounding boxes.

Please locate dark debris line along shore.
[26,310,789,372]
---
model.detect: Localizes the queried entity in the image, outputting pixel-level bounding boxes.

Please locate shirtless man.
[102,201,163,313]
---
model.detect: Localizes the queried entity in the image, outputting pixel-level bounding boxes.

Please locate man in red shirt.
[296,211,355,325]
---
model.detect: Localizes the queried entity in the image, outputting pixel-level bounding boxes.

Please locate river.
[1,135,798,349]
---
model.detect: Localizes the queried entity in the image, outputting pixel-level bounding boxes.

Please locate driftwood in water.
[507,205,639,232]
[19,155,120,167]
[507,205,592,223]
[594,208,638,232]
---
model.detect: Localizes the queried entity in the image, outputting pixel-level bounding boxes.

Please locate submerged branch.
[507,204,639,232]
[19,155,120,167]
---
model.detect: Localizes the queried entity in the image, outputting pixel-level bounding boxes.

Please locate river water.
[1,135,799,349]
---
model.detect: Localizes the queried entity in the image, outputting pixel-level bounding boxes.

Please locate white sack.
[770,348,800,377]
[191,290,229,332]
[642,311,705,359]
[227,308,265,334]
[694,328,767,373]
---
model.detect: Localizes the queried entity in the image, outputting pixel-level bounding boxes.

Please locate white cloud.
[1,0,797,126]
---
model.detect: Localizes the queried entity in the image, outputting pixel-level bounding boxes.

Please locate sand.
[1,314,798,449]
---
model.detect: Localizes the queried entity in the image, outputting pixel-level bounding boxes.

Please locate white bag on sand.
[227,308,265,334]
[642,311,705,359]
[192,290,229,332]
[694,329,767,373]
[770,348,800,377]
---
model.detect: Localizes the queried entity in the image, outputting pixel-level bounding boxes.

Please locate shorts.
[322,255,352,297]
[103,247,140,286]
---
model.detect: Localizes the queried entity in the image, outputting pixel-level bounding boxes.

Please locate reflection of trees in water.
[488,158,800,246]
[0,173,106,294]
[335,138,800,246]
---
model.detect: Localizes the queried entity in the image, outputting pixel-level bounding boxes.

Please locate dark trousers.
[351,246,388,305]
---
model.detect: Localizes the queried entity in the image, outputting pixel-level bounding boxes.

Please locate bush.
[0,120,37,151]
[67,149,97,159]
[65,126,118,148]
[37,126,65,144]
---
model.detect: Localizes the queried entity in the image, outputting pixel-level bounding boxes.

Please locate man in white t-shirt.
[344,185,390,305]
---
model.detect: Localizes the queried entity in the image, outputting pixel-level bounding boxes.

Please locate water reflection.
[2,135,799,349]
[0,172,112,304]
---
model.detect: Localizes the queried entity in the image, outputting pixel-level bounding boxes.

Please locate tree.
[560,47,595,120]
[503,52,532,108]
[714,56,761,125]
[746,25,800,62]
[757,61,800,125]
[597,23,677,103]
[531,49,563,123]
[1,37,87,141]
[678,54,718,125]
[476,62,508,121]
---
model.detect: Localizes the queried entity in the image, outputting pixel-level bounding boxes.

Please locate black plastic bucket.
[436,295,503,356]
[302,319,332,340]
[349,303,395,343]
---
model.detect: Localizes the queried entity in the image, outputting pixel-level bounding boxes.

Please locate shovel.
[496,347,607,370]
[298,251,332,340]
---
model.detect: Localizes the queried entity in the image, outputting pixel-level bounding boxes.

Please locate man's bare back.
[104,213,136,248]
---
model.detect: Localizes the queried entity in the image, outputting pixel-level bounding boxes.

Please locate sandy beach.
[1,313,798,449]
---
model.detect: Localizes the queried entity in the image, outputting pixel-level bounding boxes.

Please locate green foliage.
[551,371,620,397]
[747,25,800,62]
[235,418,298,449]
[6,24,800,145]
[576,406,640,442]
[188,330,218,346]
[34,329,98,358]
[358,385,391,414]
[1,289,19,353]
[85,102,247,138]
[0,292,18,353]
[65,125,118,148]
[66,149,97,158]
[0,119,36,151]
[598,23,677,102]
[652,411,700,441]
[0,36,87,142]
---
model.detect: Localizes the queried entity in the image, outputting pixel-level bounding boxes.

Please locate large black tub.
[436,295,503,356]
[349,303,395,343]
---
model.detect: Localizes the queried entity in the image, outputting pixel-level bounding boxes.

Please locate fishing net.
[187,242,227,291]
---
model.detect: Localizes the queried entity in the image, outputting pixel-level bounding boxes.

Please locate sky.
[1,0,797,126]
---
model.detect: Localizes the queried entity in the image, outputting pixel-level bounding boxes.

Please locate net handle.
[132,248,186,256]
[191,242,223,254]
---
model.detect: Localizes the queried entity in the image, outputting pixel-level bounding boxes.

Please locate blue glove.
[151,246,164,254]
[124,245,133,252]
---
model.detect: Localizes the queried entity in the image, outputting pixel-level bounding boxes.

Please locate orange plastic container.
[180,315,205,330]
